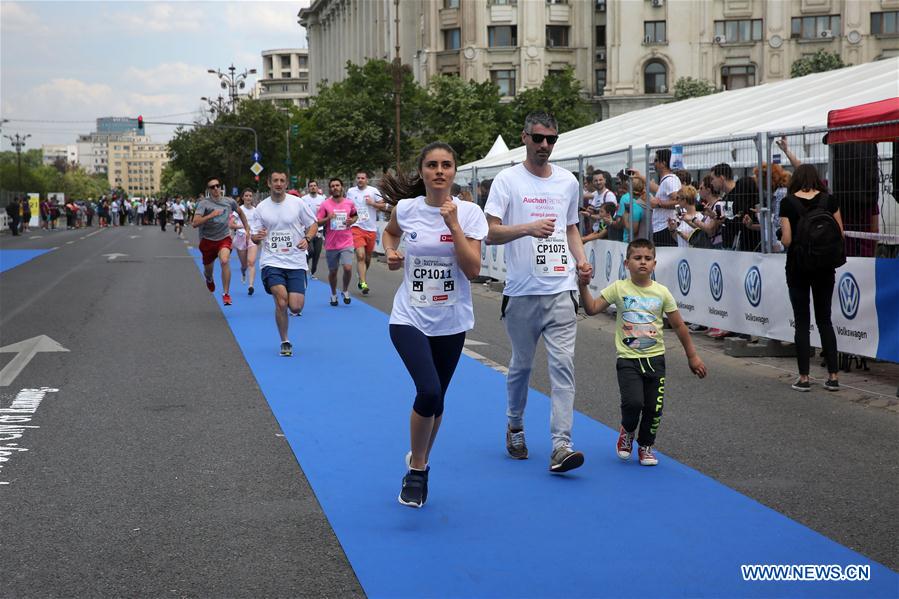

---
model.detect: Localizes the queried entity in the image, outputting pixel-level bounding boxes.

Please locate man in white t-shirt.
[648,148,681,247]
[301,180,327,279]
[171,197,186,237]
[583,172,617,233]
[249,171,318,357]
[484,111,593,474]
[346,170,386,295]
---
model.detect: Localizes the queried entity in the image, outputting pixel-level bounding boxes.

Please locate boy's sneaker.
[550,446,585,473]
[280,341,292,357]
[222,293,232,306]
[638,445,658,466]
[791,378,811,392]
[360,282,370,296]
[241,270,247,284]
[616,426,635,460]
[398,467,429,508]
[248,286,254,296]
[330,295,338,307]
[824,379,840,392]
[343,292,351,305]
[505,425,528,460]
[707,328,729,339]
[405,451,428,470]
[205,278,215,293]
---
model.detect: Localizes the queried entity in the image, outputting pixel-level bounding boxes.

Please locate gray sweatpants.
[504,291,577,451]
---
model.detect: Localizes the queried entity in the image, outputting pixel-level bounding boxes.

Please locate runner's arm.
[667,309,707,378]
[577,280,610,316]
[382,209,404,270]
[485,214,554,244]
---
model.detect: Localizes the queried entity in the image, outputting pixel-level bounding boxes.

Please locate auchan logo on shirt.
[440,234,453,242]
[522,196,549,204]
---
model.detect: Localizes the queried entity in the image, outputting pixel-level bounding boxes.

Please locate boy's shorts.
[199,236,233,265]
[352,228,376,253]
[326,248,354,270]
[262,266,307,295]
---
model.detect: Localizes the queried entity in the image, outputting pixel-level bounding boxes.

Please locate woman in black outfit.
[779,164,843,392]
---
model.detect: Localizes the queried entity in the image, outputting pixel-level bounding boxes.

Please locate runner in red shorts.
[192,176,250,306]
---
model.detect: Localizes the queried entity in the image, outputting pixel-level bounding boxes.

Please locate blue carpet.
[0,249,52,274]
[196,250,898,598]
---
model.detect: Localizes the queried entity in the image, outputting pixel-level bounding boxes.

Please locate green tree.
[504,68,594,146]
[673,77,718,101]
[791,50,846,78]
[293,59,426,179]
[423,75,509,164]
[160,165,193,198]
[60,167,108,199]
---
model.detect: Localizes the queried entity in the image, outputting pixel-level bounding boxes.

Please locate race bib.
[330,211,348,231]
[269,229,294,254]
[357,205,370,223]
[532,230,569,277]
[409,255,457,307]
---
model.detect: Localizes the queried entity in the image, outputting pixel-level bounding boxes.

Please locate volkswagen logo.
[677,259,691,296]
[709,262,724,302]
[744,266,762,308]
[491,244,498,261]
[838,272,860,320]
[589,249,597,281]
[605,250,612,281]
[618,254,627,280]
[410,231,417,240]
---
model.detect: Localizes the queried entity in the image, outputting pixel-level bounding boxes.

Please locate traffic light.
[137,115,144,133]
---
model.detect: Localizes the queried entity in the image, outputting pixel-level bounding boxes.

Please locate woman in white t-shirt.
[231,189,260,294]
[380,142,488,509]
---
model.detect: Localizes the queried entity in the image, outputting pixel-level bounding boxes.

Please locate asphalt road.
[1,223,896,598]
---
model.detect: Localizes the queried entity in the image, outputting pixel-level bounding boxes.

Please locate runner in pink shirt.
[316,178,358,306]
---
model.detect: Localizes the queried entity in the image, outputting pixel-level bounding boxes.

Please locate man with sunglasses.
[192,176,250,306]
[485,111,593,475]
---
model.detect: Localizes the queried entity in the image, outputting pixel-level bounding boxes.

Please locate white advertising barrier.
[479,241,506,280]
[375,220,407,255]
[584,240,879,359]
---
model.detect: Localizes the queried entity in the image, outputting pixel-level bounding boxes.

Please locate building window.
[489,0,517,4]
[872,12,899,35]
[644,60,667,94]
[596,25,606,47]
[595,69,606,96]
[299,83,308,92]
[281,72,292,79]
[546,26,569,48]
[791,15,841,39]
[281,85,290,92]
[444,0,459,7]
[714,19,762,42]
[444,28,461,50]
[644,21,666,44]
[488,26,517,47]
[491,69,516,96]
[298,56,308,67]
[721,65,756,90]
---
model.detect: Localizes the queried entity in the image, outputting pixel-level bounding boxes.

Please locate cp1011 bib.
[409,255,457,307]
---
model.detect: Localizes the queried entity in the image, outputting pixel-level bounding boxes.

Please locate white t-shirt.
[651,173,681,233]
[301,193,327,237]
[484,163,580,297]
[590,188,617,232]
[171,203,186,220]
[249,196,317,270]
[346,185,383,232]
[389,196,488,336]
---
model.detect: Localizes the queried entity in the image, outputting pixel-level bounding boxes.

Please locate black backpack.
[793,198,846,273]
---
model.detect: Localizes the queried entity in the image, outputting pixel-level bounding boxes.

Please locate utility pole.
[392,0,402,172]
[207,64,257,112]
[4,133,31,190]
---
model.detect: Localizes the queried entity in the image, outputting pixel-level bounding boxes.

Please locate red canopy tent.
[826,98,899,144]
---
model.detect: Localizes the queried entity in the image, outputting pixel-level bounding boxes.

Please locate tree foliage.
[160,165,194,198]
[504,67,595,146]
[673,77,718,101]
[790,50,846,78]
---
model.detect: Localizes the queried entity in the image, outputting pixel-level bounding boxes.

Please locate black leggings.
[788,272,838,376]
[616,355,666,447]
[389,324,465,418]
[307,236,323,276]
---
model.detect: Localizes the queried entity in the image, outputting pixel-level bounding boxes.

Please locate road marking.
[102,253,128,261]
[461,348,508,375]
[0,387,60,484]
[463,339,488,347]
[66,241,74,245]
[129,235,140,239]
[85,230,102,238]
[0,336,70,387]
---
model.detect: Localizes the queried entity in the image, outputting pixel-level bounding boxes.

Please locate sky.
[0,0,310,151]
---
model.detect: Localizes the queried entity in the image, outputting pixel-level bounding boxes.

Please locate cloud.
[107,2,205,34]
[223,1,305,37]
[123,62,211,93]
[0,1,51,35]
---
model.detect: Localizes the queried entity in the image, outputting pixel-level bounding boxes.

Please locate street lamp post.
[207,64,258,112]
[4,133,32,190]
[200,95,229,119]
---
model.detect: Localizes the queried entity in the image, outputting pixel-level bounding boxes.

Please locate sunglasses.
[207,183,221,189]
[526,132,559,145]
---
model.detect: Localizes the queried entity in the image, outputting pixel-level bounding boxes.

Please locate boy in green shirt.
[578,238,707,466]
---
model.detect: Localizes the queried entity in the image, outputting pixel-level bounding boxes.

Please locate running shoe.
[687,323,708,333]
[707,328,730,339]
[206,278,215,293]
[405,451,428,470]
[550,446,585,473]
[330,295,338,307]
[791,378,811,392]
[506,425,528,460]
[248,286,254,296]
[223,293,232,306]
[343,292,351,305]
[824,379,840,392]
[638,445,658,466]
[360,281,370,296]
[398,467,429,508]
[616,426,635,460]
[241,270,247,284]
[280,341,292,357]
[357,281,363,290]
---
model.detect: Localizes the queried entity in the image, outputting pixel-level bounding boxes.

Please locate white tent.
[483,134,509,158]
[459,57,899,173]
